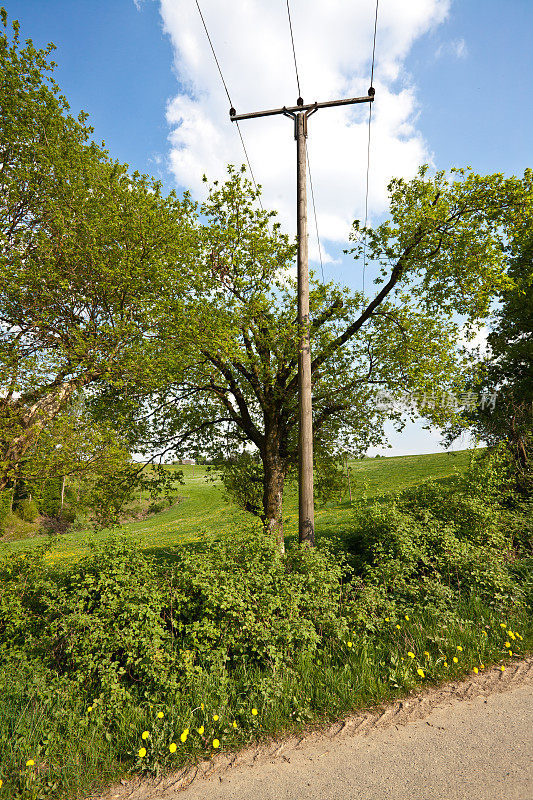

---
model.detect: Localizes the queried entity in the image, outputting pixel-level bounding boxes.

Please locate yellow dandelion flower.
[212,714,219,722]
[508,631,516,640]
[417,668,425,678]
[424,651,430,658]
[500,665,505,672]
[200,703,204,710]
[251,708,258,716]
[396,624,401,630]
[157,712,164,719]
[480,663,484,669]
[87,706,92,712]
[180,732,188,743]
[141,731,149,740]
[138,748,146,758]
[517,633,523,640]
[473,667,479,674]
[457,645,463,652]
[499,623,507,628]
[197,725,204,735]
[385,617,390,622]
[508,651,513,657]
[232,720,238,728]
[212,739,220,749]
[407,651,415,659]
[0,778,3,788]
[347,641,353,648]
[26,760,35,767]
[444,661,448,667]
[404,615,410,621]
[504,641,511,648]
[453,656,458,663]
[169,743,177,753]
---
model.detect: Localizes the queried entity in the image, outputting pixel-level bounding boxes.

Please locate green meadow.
[0,449,472,562]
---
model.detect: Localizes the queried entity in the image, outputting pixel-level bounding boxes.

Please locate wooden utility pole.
[230,90,374,545]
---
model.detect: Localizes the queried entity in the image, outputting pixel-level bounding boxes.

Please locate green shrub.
[17,497,39,523]
[0,488,13,533]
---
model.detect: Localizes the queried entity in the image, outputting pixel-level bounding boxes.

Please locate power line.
[194,0,263,206]
[362,0,379,295]
[307,144,325,284]
[285,0,302,98]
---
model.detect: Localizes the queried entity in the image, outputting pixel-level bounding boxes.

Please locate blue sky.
[10,0,532,455]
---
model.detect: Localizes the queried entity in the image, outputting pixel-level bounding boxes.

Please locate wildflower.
[417,669,425,678]
[444,661,448,668]
[232,720,238,728]
[404,615,410,621]
[453,657,458,663]
[0,779,2,788]
[138,748,146,758]
[180,732,188,743]
[457,646,463,652]
[212,739,220,749]
[197,725,204,735]
[424,651,430,658]
[157,712,164,719]
[407,651,415,659]
[508,631,516,640]
[26,760,35,767]
[473,667,479,674]
[504,641,511,649]
[516,633,523,640]
[480,663,484,669]
[396,625,401,630]
[169,743,177,753]
[200,703,204,710]
[500,623,507,628]
[508,651,513,657]
[385,617,390,622]
[213,714,219,722]
[251,708,258,716]
[87,706,92,713]
[347,641,353,648]
[500,665,505,672]
[141,731,149,740]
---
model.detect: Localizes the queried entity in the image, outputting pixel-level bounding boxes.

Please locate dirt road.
[98,657,533,800]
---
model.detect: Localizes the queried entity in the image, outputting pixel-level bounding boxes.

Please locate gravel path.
[96,657,533,800]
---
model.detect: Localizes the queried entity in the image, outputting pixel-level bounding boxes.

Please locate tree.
[112,165,533,547]
[0,10,202,490]
[445,230,533,494]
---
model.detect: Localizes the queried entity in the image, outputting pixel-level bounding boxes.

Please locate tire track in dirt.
[93,656,533,800]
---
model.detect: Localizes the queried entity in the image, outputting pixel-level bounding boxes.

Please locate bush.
[0,532,348,709]
[17,497,39,523]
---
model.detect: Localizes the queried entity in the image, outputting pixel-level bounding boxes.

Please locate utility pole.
[230,90,374,545]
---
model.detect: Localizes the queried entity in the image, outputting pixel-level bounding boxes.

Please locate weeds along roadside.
[0,469,531,799]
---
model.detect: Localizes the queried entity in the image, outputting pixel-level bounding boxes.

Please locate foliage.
[0,460,532,798]
[16,498,38,523]
[111,162,533,543]
[446,231,533,495]
[0,10,203,490]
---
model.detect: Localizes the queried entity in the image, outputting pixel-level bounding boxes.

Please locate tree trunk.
[262,446,286,553]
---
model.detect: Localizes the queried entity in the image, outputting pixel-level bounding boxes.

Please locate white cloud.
[435,37,468,60]
[157,0,451,258]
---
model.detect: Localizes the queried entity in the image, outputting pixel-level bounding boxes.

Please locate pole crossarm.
[229,92,374,122]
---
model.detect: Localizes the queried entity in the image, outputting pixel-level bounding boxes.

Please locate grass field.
[0,449,474,563]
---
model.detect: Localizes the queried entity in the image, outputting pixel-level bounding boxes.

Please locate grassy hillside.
[0,449,474,564]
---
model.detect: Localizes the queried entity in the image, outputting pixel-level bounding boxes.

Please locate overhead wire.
[285,0,325,285]
[362,0,379,295]
[194,0,263,209]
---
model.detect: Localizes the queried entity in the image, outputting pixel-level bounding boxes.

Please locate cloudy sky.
[12,0,532,454]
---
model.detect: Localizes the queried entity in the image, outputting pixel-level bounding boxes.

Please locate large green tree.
[446,229,533,494]
[0,11,202,489]
[113,165,533,546]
